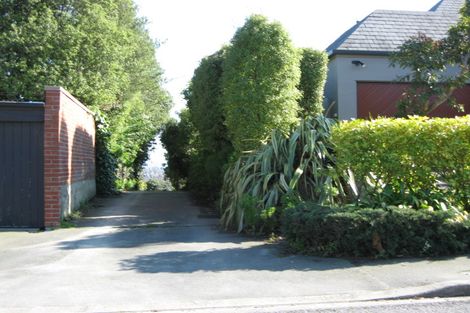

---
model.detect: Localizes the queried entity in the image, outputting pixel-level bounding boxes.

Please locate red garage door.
[357,82,470,119]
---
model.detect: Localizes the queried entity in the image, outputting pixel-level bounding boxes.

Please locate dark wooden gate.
[0,102,44,228]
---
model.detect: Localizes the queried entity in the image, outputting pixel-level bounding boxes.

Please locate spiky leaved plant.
[220,115,346,232]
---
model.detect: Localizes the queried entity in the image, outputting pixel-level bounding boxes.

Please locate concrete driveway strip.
[0,191,469,313]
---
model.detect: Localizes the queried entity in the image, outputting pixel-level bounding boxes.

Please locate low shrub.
[282,203,470,258]
[118,178,174,192]
[333,116,470,211]
[137,180,147,191]
[146,179,174,191]
[116,178,141,191]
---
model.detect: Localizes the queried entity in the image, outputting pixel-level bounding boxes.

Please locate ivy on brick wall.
[94,111,118,195]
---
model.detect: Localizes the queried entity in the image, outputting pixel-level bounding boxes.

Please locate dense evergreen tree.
[161,15,332,204]
[298,48,328,117]
[222,15,301,153]
[160,110,193,190]
[184,49,233,203]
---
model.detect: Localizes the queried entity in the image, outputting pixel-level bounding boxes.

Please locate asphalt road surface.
[0,192,469,313]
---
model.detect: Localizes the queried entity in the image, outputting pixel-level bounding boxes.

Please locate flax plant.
[220,115,346,232]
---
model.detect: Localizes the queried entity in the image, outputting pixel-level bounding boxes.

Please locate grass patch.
[60,200,93,228]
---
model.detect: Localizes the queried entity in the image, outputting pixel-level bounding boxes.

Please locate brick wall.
[44,87,96,227]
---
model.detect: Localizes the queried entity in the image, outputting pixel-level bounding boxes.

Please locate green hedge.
[332,116,470,210]
[282,203,470,258]
[222,15,301,153]
[298,48,328,117]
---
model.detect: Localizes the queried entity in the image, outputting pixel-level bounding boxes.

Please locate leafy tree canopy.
[0,0,171,185]
[160,110,193,190]
[390,2,469,116]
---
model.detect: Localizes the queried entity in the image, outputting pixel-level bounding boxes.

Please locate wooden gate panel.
[0,102,44,228]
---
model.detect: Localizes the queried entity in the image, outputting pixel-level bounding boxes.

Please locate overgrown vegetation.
[161,15,328,206]
[0,0,171,194]
[184,49,234,203]
[145,179,174,191]
[160,111,193,191]
[95,111,118,195]
[115,177,173,192]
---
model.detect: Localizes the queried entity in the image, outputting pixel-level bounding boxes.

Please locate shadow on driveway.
[55,192,470,276]
[57,225,248,249]
[118,245,350,273]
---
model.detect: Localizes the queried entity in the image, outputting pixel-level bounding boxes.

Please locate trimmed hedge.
[282,203,470,258]
[223,15,301,153]
[298,48,328,117]
[332,116,470,210]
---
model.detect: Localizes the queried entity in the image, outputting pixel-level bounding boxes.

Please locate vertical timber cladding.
[0,102,45,228]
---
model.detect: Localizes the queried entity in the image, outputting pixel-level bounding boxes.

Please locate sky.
[135,0,438,168]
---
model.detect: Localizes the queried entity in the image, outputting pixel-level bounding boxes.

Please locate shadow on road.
[55,191,470,275]
[57,225,248,249]
[118,245,351,273]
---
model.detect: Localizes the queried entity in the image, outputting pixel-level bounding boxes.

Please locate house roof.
[326,0,465,56]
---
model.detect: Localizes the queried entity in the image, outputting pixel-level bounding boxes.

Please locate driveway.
[0,192,469,313]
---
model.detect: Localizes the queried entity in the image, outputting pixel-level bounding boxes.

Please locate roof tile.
[327,0,465,55]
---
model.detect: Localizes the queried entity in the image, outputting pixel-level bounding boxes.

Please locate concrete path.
[0,191,469,313]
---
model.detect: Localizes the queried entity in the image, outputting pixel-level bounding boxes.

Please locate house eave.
[328,50,393,58]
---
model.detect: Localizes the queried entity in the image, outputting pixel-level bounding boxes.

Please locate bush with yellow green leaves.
[332,115,470,213]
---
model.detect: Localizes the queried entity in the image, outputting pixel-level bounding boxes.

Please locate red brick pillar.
[44,87,62,227]
[43,86,96,228]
